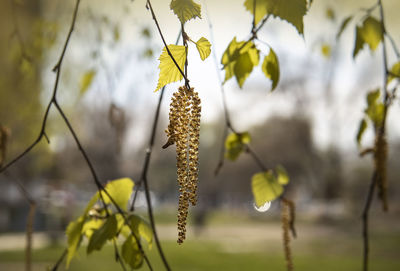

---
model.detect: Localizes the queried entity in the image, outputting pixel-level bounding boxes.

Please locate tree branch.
[146,0,190,88]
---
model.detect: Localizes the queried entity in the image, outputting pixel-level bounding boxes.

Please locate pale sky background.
[40,0,400,154]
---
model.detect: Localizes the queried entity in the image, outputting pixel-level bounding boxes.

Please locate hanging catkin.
[164,86,201,244]
[374,132,388,211]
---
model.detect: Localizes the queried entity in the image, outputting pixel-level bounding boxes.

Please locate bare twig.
[50,249,67,271]
[113,239,127,271]
[362,171,377,271]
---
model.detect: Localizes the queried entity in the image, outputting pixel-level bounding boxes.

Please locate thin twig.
[146,0,190,88]
[361,1,390,270]
[113,239,127,271]
[362,171,377,271]
[50,249,67,271]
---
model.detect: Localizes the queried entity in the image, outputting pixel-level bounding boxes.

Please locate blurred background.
[0,0,399,270]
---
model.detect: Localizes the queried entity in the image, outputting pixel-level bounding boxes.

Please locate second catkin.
[164,85,201,244]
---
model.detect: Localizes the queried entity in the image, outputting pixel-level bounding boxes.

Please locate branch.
[362,171,377,271]
[1,0,153,268]
[146,0,190,88]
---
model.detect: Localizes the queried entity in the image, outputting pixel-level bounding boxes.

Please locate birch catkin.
[164,86,201,244]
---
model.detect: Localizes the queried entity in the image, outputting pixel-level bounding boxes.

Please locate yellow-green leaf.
[82,219,104,239]
[221,38,259,87]
[170,0,201,24]
[87,215,118,254]
[252,171,283,207]
[101,178,134,211]
[155,45,187,92]
[244,0,307,34]
[79,69,96,95]
[356,118,368,147]
[388,62,400,83]
[130,215,153,247]
[262,48,280,91]
[326,8,335,21]
[66,216,85,268]
[225,132,251,161]
[336,16,352,39]
[364,89,384,128]
[353,16,383,58]
[321,44,331,58]
[195,37,211,61]
[276,165,289,185]
[122,236,143,269]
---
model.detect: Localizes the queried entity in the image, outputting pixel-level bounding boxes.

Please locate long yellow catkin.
[374,133,388,212]
[165,86,201,244]
[281,200,293,271]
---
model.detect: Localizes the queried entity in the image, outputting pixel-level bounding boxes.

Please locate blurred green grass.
[0,227,399,271]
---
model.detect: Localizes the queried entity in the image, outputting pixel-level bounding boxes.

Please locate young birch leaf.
[276,165,289,185]
[367,89,380,107]
[252,171,283,207]
[66,216,85,268]
[244,0,307,35]
[225,132,251,161]
[195,37,211,60]
[130,215,153,247]
[262,48,280,91]
[336,16,352,39]
[388,62,400,83]
[87,215,118,254]
[234,52,254,87]
[82,219,104,239]
[353,16,383,58]
[321,44,331,58]
[356,118,368,147]
[79,69,96,95]
[122,236,143,269]
[365,89,384,127]
[155,45,187,92]
[170,0,201,25]
[101,178,134,211]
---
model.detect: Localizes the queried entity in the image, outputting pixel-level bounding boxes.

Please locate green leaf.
[122,236,143,269]
[82,219,104,239]
[87,215,118,254]
[366,89,380,107]
[244,0,307,34]
[321,44,331,58]
[155,45,187,92]
[170,0,201,24]
[79,69,96,95]
[234,52,254,87]
[225,132,251,161]
[276,165,289,185]
[336,16,352,39]
[388,62,400,83]
[353,16,383,58]
[102,178,134,211]
[356,118,368,147]
[262,48,280,90]
[129,215,153,247]
[66,216,85,268]
[364,89,384,127]
[252,171,283,207]
[195,37,211,61]
[325,8,335,21]
[221,38,259,87]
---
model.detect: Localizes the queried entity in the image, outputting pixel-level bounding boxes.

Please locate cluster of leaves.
[65,178,152,269]
[154,0,211,92]
[221,0,308,90]
[224,131,289,206]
